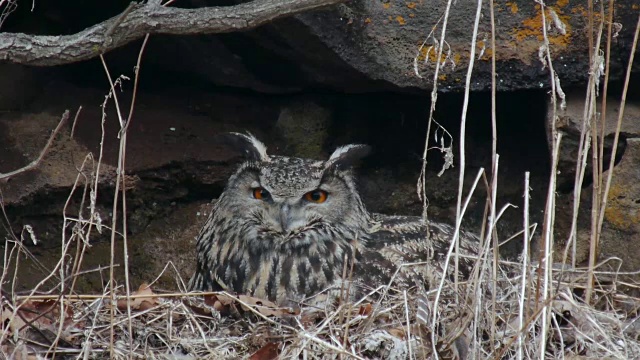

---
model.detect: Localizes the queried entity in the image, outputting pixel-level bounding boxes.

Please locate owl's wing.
[357,214,481,292]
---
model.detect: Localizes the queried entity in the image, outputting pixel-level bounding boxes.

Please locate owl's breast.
[206,223,361,304]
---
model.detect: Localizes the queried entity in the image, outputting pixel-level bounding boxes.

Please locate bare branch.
[0,110,70,181]
[0,0,345,66]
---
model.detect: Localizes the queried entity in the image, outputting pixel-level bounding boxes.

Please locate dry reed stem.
[517,171,531,360]
[539,132,562,359]
[97,31,151,360]
[594,12,640,294]
[0,110,69,180]
[586,17,606,305]
[418,0,454,218]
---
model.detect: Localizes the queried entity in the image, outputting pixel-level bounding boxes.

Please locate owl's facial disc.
[227,154,365,240]
[252,185,328,235]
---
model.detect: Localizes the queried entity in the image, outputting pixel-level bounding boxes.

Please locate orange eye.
[252,187,270,200]
[304,190,328,203]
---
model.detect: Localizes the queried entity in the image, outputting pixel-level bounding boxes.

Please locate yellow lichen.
[512,4,572,48]
[364,18,372,24]
[570,5,603,22]
[506,1,518,14]
[480,47,494,60]
[438,74,447,81]
[406,2,417,9]
[604,184,640,229]
[416,46,448,64]
[383,3,391,9]
[396,16,406,25]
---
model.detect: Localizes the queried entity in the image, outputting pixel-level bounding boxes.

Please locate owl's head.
[217,133,372,242]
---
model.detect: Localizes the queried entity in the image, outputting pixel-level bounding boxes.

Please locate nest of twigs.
[3,254,640,360]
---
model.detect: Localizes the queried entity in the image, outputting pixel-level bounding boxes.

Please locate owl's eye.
[252,187,270,200]
[304,190,328,204]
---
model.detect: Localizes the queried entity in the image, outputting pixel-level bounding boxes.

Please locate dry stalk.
[418,0,454,217]
[593,13,640,296]
[430,167,484,358]
[586,18,606,305]
[488,0,499,347]
[538,132,562,359]
[65,153,95,294]
[69,105,83,139]
[488,155,499,352]
[517,172,531,360]
[0,110,70,181]
[98,31,151,360]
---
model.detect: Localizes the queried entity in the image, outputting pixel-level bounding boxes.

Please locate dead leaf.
[299,310,320,329]
[388,327,406,339]
[2,305,28,334]
[248,342,281,360]
[0,344,39,360]
[2,298,82,345]
[5,299,74,332]
[203,293,236,315]
[358,303,372,316]
[183,297,216,318]
[116,283,159,311]
[204,293,298,317]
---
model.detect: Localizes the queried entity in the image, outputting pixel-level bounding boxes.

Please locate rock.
[599,138,640,271]
[275,98,332,158]
[142,35,302,93]
[0,83,252,250]
[548,89,639,191]
[294,0,639,91]
[6,0,639,93]
[0,64,44,110]
[553,137,640,271]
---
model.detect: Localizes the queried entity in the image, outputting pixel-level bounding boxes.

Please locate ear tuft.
[219,132,269,162]
[326,144,371,169]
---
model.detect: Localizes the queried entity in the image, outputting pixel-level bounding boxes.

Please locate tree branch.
[0,0,345,66]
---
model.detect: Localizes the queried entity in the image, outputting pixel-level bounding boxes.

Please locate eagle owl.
[189,133,479,305]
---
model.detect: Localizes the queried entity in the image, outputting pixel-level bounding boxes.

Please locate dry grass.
[2,2,640,360]
[3,248,640,359]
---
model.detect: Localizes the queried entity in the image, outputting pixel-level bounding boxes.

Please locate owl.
[188,133,480,306]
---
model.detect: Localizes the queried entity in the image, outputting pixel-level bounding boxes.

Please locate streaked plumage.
[189,133,479,306]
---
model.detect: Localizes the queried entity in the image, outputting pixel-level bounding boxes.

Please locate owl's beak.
[279,204,293,233]
[279,203,308,234]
